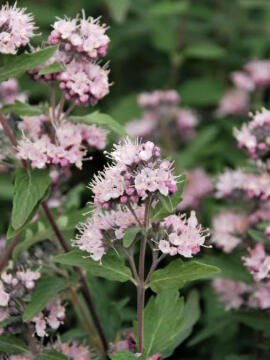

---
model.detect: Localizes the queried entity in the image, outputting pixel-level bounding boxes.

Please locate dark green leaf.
[123,226,144,248]
[23,276,73,321]
[105,0,131,23]
[142,290,184,357]
[54,250,133,282]
[0,335,29,354]
[1,101,43,116]
[109,350,137,360]
[71,111,128,137]
[149,1,189,16]
[149,260,220,293]
[36,350,68,360]
[248,229,265,242]
[185,42,226,59]
[0,46,58,82]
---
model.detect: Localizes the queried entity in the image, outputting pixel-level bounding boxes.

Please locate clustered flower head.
[215,168,270,201]
[243,243,270,282]
[54,342,93,360]
[177,168,212,210]
[76,205,145,261]
[217,89,249,117]
[211,211,248,253]
[91,139,178,210]
[16,114,107,169]
[126,90,199,143]
[0,3,37,54]
[234,108,270,161]
[158,212,210,258]
[48,11,110,60]
[31,298,66,337]
[0,78,27,105]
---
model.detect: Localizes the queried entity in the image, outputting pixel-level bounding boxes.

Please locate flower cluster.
[76,205,145,261]
[158,212,210,258]
[0,78,27,105]
[215,168,270,201]
[17,114,107,169]
[54,342,93,360]
[217,89,249,117]
[48,12,109,60]
[91,139,178,209]
[177,168,212,210]
[234,108,270,160]
[31,299,66,337]
[126,90,199,145]
[0,3,37,54]
[211,211,248,253]
[243,243,270,282]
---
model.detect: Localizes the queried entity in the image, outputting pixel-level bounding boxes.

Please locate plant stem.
[50,83,56,120]
[0,112,109,359]
[0,232,23,272]
[137,235,146,353]
[57,94,66,120]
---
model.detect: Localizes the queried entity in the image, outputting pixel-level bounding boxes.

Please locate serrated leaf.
[1,101,43,116]
[162,290,200,358]
[105,0,131,23]
[36,350,68,360]
[141,290,184,357]
[54,250,133,282]
[0,335,29,354]
[149,260,220,293]
[0,46,58,82]
[11,168,51,231]
[70,111,128,137]
[109,350,137,360]
[23,276,73,321]
[38,61,65,75]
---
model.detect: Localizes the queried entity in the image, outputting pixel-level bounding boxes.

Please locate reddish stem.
[0,232,22,272]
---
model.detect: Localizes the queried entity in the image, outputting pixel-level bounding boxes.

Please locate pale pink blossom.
[244,60,270,87]
[54,342,92,360]
[138,90,180,108]
[215,168,245,198]
[178,168,212,210]
[16,269,40,290]
[0,78,27,105]
[217,89,249,117]
[243,243,270,281]
[0,281,9,306]
[159,211,210,258]
[176,108,199,139]
[212,211,248,253]
[0,3,37,54]
[231,71,255,92]
[125,117,157,139]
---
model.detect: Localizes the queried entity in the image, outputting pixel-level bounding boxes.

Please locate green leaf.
[123,226,144,248]
[0,335,29,354]
[1,100,43,116]
[23,276,73,321]
[248,229,265,242]
[149,260,220,293]
[71,111,128,137]
[11,168,51,231]
[185,42,226,59]
[179,77,224,106]
[151,174,186,221]
[109,350,137,360]
[36,350,68,360]
[162,290,200,358]
[12,208,84,261]
[200,255,253,283]
[65,184,84,209]
[0,315,20,329]
[232,311,270,332]
[38,61,65,75]
[105,0,131,23]
[54,250,133,282]
[141,290,184,357]
[0,46,58,82]
[149,1,189,16]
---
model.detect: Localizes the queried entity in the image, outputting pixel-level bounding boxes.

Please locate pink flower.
[125,117,157,139]
[211,211,248,253]
[0,78,27,105]
[48,12,110,60]
[176,108,199,139]
[16,269,40,290]
[159,211,209,257]
[217,89,249,117]
[243,243,270,281]
[178,168,212,210]
[54,342,92,360]
[0,280,9,306]
[244,60,270,88]
[138,90,180,108]
[0,3,37,54]
[231,71,255,92]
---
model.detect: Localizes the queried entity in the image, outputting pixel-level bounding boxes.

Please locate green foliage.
[0,46,58,82]
[149,259,220,293]
[141,290,184,357]
[123,226,145,248]
[10,168,50,231]
[1,100,43,116]
[38,62,65,75]
[109,351,137,360]
[23,276,74,321]
[0,335,29,355]
[70,111,128,137]
[105,0,131,23]
[54,250,133,282]
[36,350,68,360]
